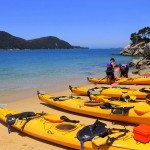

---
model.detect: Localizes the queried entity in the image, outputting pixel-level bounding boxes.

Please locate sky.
[0,0,150,48]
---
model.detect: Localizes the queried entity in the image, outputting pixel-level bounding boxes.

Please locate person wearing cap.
[106,58,115,84]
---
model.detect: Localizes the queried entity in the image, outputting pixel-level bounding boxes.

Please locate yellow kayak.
[69,85,150,99]
[0,108,97,150]
[1,108,150,150]
[87,77,150,85]
[37,92,150,125]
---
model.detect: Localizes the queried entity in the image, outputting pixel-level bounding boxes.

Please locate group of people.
[106,58,129,85]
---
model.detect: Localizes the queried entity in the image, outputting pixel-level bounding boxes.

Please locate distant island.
[0,31,88,50]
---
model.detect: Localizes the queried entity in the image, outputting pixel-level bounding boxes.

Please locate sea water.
[0,49,134,100]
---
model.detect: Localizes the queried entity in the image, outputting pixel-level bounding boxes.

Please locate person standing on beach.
[106,58,115,84]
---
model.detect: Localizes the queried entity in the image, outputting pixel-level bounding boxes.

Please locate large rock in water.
[120,44,133,55]
[120,42,149,56]
[123,42,150,76]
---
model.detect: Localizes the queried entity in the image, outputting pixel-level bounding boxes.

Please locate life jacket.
[106,62,113,72]
[122,64,127,67]
[121,64,129,72]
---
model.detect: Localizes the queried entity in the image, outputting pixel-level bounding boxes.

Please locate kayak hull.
[69,86,149,99]
[87,77,150,85]
[1,108,150,150]
[38,93,150,125]
[0,108,96,150]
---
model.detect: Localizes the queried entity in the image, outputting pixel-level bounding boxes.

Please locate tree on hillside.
[130,33,142,45]
[137,27,150,39]
[130,27,150,45]
[147,29,150,38]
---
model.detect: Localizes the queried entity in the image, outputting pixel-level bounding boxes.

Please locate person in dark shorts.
[106,58,115,84]
[119,64,129,78]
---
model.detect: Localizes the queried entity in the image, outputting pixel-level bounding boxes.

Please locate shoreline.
[0,71,143,104]
[0,79,93,103]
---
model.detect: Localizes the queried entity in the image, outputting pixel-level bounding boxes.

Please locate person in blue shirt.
[106,58,115,84]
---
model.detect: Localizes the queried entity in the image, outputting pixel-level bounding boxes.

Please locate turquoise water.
[0,49,134,98]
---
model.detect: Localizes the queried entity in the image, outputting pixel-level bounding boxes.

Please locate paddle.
[97,76,107,84]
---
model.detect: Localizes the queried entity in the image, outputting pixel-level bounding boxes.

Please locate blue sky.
[0,0,150,48]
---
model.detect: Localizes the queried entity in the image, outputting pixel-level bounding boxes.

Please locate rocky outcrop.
[120,42,147,56]
[122,42,150,76]
[120,45,133,55]
[129,50,150,76]
[120,27,150,76]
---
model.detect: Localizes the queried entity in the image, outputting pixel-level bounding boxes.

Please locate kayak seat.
[109,95,135,102]
[139,88,150,92]
[109,97,119,101]
[139,88,146,92]
[6,112,36,126]
[77,120,108,142]
[111,105,134,115]
[90,87,108,94]
[120,95,130,101]
[120,95,129,101]
[100,102,114,109]
[53,96,68,101]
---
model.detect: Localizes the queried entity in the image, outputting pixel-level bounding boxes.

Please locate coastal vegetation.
[0,31,87,50]
[130,27,150,45]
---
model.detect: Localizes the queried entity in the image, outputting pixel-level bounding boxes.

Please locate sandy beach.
[0,73,150,150]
